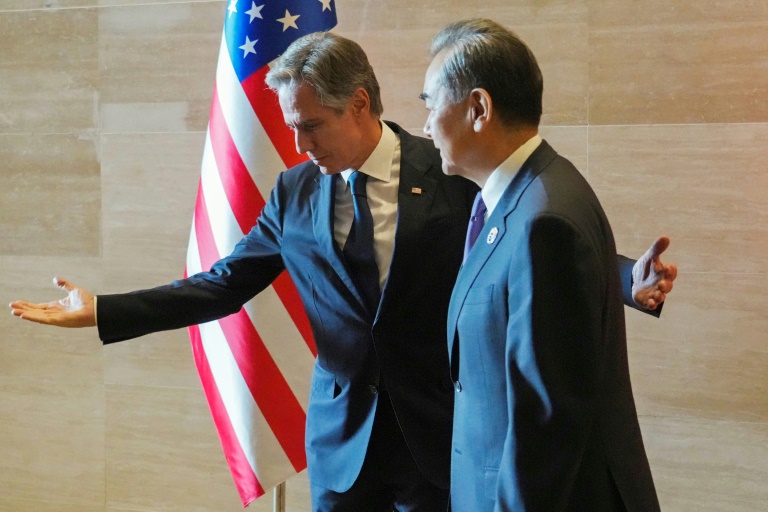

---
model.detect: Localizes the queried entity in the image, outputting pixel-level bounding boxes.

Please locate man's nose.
[295,130,314,154]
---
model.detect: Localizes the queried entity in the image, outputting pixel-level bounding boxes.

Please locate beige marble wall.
[1,1,765,510]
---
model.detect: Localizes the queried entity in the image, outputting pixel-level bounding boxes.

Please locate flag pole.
[273,482,286,512]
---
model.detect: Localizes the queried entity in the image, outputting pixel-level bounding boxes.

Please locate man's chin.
[442,163,462,176]
[313,160,344,175]
[318,166,343,175]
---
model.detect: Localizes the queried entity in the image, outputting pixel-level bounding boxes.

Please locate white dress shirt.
[334,122,400,289]
[481,134,542,219]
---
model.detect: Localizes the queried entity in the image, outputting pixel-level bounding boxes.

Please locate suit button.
[454,381,462,392]
[368,385,378,395]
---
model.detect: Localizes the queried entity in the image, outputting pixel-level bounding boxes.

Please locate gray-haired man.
[422,19,666,510]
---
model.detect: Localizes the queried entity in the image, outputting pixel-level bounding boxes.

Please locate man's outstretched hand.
[9,277,96,328]
[632,236,678,311]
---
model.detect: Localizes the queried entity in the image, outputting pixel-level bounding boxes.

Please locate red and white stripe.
[185,33,317,506]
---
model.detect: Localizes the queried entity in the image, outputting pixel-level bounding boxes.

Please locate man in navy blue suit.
[11,31,674,511]
[421,19,671,511]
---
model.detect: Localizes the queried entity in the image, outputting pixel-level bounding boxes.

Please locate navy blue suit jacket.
[447,141,659,511]
[97,122,477,492]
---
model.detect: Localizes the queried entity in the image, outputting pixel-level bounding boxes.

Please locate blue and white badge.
[487,227,499,244]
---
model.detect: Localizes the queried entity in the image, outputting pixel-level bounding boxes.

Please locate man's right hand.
[631,236,677,311]
[9,277,96,328]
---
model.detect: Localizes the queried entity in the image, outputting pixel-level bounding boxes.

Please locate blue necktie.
[463,191,487,263]
[344,171,381,313]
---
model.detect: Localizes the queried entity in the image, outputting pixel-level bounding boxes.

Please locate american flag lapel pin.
[411,187,422,195]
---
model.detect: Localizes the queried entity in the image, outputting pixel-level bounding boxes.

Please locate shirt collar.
[341,121,397,184]
[482,134,542,217]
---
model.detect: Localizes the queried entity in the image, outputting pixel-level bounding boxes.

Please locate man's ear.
[350,87,371,116]
[469,88,492,132]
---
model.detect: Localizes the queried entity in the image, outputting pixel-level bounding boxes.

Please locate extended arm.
[9,174,289,341]
[9,243,283,341]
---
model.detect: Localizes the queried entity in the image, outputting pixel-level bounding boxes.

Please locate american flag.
[184,0,336,506]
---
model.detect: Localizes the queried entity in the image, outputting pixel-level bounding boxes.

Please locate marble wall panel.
[0,1,96,9]
[105,384,246,511]
[589,1,768,124]
[0,7,98,133]
[103,331,199,388]
[98,1,223,133]
[339,0,588,31]
[528,23,589,127]
[626,272,768,422]
[589,0,768,28]
[0,254,103,291]
[0,499,103,512]
[0,134,101,257]
[100,132,202,289]
[0,312,103,386]
[641,416,768,511]
[0,378,104,505]
[538,125,589,176]
[98,0,219,6]
[589,123,768,274]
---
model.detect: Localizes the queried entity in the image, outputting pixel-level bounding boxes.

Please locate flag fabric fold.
[185,0,337,506]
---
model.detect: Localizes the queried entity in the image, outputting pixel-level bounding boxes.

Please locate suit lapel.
[378,125,439,316]
[308,123,450,320]
[310,172,368,310]
[446,216,508,377]
[447,141,558,369]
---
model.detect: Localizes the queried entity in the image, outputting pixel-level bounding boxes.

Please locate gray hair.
[430,18,543,127]
[265,32,383,117]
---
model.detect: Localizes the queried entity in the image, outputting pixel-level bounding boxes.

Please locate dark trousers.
[311,392,448,512]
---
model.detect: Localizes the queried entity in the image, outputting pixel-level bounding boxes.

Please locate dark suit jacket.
[447,141,659,511]
[97,122,477,492]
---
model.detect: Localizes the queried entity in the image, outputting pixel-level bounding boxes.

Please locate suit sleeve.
[97,173,288,343]
[496,213,606,511]
[617,255,662,317]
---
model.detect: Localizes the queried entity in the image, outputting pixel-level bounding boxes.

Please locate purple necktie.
[463,192,487,263]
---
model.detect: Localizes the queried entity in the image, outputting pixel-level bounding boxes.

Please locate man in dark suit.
[11,31,674,511]
[421,19,665,510]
